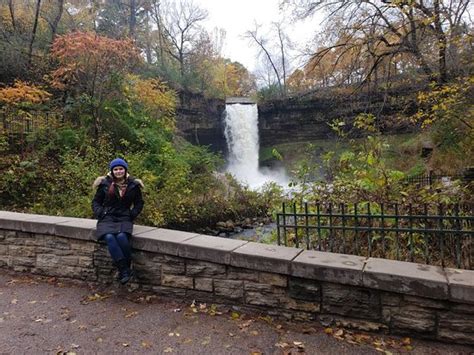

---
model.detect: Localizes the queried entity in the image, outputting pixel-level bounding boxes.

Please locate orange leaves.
[0,80,51,106]
[50,32,141,93]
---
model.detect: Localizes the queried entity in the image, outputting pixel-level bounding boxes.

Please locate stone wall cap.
[180,235,248,264]
[133,225,158,235]
[292,250,366,286]
[230,242,303,275]
[55,219,97,240]
[181,235,247,251]
[132,228,199,255]
[137,228,199,242]
[232,242,302,261]
[363,258,448,299]
[445,268,474,304]
[0,211,70,233]
[20,215,74,234]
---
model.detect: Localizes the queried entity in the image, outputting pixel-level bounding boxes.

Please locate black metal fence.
[403,170,474,187]
[276,202,474,269]
[1,110,62,153]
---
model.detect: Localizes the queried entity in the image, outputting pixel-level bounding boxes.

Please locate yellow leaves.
[124,74,177,130]
[80,292,110,304]
[414,76,473,129]
[231,311,241,320]
[0,80,51,106]
[325,327,415,353]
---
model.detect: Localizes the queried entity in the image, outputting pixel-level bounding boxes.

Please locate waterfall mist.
[224,103,288,189]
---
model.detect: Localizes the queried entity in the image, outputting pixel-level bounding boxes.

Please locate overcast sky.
[194,0,323,72]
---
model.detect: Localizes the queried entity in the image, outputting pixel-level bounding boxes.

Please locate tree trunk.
[50,0,64,44]
[28,0,42,66]
[8,0,16,31]
[129,0,136,39]
[277,25,287,97]
[406,8,433,79]
[144,8,153,64]
[433,0,447,83]
[151,0,165,66]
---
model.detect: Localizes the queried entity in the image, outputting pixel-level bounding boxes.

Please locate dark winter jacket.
[92,174,144,239]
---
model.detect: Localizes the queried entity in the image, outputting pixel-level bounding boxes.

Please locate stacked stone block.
[0,211,473,345]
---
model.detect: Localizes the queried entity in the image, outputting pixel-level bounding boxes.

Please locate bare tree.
[286,0,472,85]
[160,0,208,80]
[245,22,292,97]
[150,0,166,66]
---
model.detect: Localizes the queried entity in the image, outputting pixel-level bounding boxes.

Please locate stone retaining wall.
[0,211,473,345]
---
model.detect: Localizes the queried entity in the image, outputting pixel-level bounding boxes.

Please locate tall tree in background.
[285,0,472,86]
[159,0,208,85]
[246,22,291,97]
[28,0,42,65]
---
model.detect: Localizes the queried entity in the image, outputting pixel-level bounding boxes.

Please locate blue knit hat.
[109,158,128,171]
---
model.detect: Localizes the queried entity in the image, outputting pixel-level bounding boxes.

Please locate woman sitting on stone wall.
[92,158,144,284]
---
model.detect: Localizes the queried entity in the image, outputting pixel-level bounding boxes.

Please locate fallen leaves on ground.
[188,301,223,316]
[231,311,240,320]
[163,347,173,353]
[238,319,253,329]
[275,340,306,354]
[141,341,152,348]
[324,327,414,353]
[80,293,110,304]
[6,276,38,285]
[133,294,157,304]
[124,311,138,318]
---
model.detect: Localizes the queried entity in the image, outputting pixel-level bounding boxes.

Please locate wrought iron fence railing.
[402,170,474,187]
[276,202,474,269]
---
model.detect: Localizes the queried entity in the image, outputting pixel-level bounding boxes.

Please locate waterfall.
[224,103,288,188]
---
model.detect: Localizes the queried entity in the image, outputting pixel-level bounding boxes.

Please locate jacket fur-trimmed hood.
[92,173,144,189]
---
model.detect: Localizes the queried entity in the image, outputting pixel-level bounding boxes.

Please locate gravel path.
[0,270,472,354]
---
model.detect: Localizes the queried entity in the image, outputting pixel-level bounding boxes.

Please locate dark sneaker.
[120,269,136,285]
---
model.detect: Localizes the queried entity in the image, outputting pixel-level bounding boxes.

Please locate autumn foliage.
[125,75,176,118]
[50,32,141,95]
[0,80,51,106]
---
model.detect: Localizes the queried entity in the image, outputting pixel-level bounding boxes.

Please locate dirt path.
[0,270,472,354]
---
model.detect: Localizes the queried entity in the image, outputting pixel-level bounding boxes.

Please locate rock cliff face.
[175,89,417,152]
[175,92,226,152]
[258,89,417,146]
